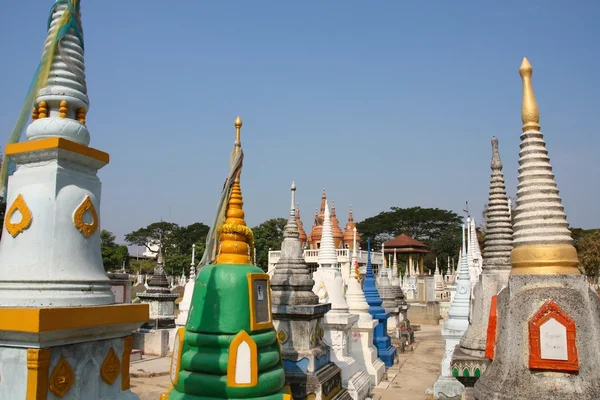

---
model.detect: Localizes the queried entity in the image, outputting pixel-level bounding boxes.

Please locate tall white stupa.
[433,224,472,399]
[0,2,148,399]
[312,201,368,400]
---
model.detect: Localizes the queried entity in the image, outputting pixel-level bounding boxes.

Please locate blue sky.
[1,1,599,249]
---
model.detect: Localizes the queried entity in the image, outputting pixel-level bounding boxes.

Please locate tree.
[574,229,600,277]
[101,230,129,271]
[252,218,287,272]
[125,221,210,277]
[124,221,179,256]
[356,206,463,274]
[129,258,156,275]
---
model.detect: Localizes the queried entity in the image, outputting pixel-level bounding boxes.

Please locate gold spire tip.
[519,57,540,132]
[519,57,532,76]
[234,116,243,128]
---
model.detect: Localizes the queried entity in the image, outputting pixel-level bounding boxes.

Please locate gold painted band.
[0,304,149,333]
[6,137,109,164]
[510,244,580,275]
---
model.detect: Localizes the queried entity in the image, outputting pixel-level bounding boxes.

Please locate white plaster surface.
[175,278,195,327]
[350,318,384,386]
[539,317,568,360]
[0,347,28,400]
[0,156,113,307]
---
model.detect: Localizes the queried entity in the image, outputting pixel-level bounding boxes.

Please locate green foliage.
[573,228,600,277]
[125,221,210,276]
[357,206,463,273]
[130,258,156,275]
[101,230,129,271]
[252,218,287,272]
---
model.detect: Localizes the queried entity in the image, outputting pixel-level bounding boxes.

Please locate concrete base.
[322,311,363,393]
[450,345,489,386]
[439,301,451,320]
[407,302,442,326]
[474,274,600,400]
[132,329,170,357]
[286,362,350,400]
[0,337,139,400]
[350,317,385,386]
[345,370,371,400]
[433,376,465,400]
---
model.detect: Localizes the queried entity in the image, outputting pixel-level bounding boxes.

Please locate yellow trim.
[160,389,172,400]
[73,195,99,237]
[170,328,185,385]
[5,193,33,237]
[6,137,109,164]
[26,348,51,400]
[121,336,133,390]
[0,304,149,333]
[49,355,74,397]
[226,330,258,388]
[100,347,121,385]
[247,273,273,331]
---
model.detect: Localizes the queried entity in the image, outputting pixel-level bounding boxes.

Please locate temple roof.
[384,234,429,253]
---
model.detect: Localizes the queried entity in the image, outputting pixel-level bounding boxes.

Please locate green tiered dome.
[165,117,288,400]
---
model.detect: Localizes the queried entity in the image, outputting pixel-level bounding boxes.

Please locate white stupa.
[312,201,368,400]
[346,228,385,387]
[433,224,472,399]
[175,244,197,327]
[0,2,147,399]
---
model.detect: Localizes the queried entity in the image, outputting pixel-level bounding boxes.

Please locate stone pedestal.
[474,275,600,400]
[108,272,133,304]
[273,305,335,398]
[322,311,370,400]
[350,315,385,386]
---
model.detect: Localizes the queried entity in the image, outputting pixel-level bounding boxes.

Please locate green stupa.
[165,117,289,400]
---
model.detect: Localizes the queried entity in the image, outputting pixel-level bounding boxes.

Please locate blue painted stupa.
[363,238,396,366]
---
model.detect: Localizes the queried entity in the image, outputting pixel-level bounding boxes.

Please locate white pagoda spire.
[26,1,90,145]
[317,200,338,268]
[346,227,370,316]
[313,200,348,311]
[510,57,578,275]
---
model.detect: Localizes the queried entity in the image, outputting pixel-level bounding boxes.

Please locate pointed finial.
[215,119,252,265]
[283,181,299,239]
[234,116,243,149]
[519,57,540,132]
[491,136,502,170]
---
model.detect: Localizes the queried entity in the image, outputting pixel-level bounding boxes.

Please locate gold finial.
[519,57,540,132]
[216,118,253,265]
[234,116,243,148]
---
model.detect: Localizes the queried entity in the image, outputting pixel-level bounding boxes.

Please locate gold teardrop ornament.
[73,195,99,237]
[4,193,32,237]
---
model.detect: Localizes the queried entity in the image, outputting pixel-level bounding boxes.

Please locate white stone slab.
[539,317,568,361]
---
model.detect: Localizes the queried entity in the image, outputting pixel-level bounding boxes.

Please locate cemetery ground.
[129,324,444,400]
